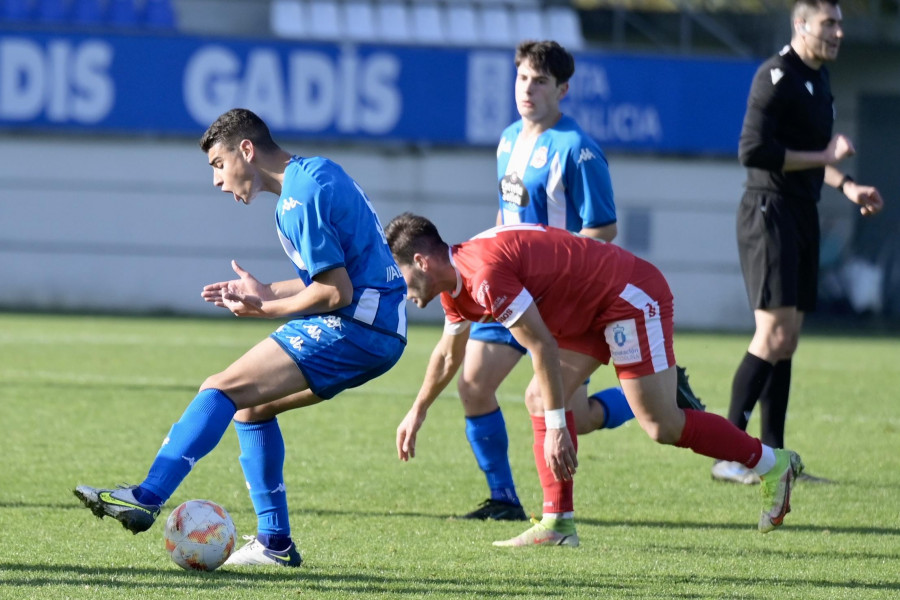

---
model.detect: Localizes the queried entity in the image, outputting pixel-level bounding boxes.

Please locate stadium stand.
[268,0,585,48]
[1,0,177,29]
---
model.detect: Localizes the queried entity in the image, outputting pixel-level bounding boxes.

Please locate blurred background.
[1,0,898,329]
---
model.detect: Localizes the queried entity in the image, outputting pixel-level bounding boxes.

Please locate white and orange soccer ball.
[163,499,237,571]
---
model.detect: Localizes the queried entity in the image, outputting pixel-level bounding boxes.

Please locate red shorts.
[556,257,675,379]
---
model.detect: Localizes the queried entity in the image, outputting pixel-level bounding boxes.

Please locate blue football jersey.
[275,156,407,340]
[496,114,616,232]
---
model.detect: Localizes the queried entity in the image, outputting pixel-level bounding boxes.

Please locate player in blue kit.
[403,40,702,523]
[74,108,407,568]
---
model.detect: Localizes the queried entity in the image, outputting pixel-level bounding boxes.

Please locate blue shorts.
[469,321,591,386]
[469,321,526,355]
[270,315,406,400]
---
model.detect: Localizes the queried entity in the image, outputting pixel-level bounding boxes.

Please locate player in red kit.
[385,213,804,546]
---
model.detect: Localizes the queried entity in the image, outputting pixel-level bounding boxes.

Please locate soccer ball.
[163,499,237,571]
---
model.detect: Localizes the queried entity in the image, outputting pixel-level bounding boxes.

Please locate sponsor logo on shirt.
[500,173,529,207]
[496,308,513,323]
[604,319,642,365]
[530,146,548,169]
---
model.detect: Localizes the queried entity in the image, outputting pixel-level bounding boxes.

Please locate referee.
[712,0,884,485]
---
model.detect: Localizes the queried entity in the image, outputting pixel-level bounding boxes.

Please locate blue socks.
[465,409,520,505]
[136,388,236,505]
[234,418,291,547]
[592,387,634,430]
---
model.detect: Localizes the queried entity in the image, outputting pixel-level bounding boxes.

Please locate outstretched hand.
[201,260,271,315]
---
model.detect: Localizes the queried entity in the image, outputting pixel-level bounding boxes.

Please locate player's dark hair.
[199,108,281,153]
[384,212,449,266]
[515,40,575,85]
[792,0,839,21]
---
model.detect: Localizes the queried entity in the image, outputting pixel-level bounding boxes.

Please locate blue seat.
[143,0,175,29]
[2,0,35,21]
[71,0,103,26]
[106,0,139,27]
[37,0,68,22]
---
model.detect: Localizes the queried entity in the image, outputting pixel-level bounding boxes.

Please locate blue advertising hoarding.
[0,28,758,155]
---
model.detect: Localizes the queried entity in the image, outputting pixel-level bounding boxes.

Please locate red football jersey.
[441,224,637,340]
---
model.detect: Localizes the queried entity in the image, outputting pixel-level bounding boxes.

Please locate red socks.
[676,409,763,468]
[531,412,578,513]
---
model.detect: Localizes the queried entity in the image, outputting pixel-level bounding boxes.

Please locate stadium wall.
[0,134,751,330]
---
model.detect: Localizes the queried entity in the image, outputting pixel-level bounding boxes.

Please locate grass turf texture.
[1,312,898,599]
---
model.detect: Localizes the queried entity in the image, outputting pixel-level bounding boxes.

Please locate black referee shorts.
[736,190,819,312]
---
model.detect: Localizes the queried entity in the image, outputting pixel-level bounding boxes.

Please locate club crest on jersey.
[530,146,548,169]
[604,319,642,365]
[476,280,490,307]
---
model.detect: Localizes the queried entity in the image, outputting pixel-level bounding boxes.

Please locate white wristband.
[544,408,566,429]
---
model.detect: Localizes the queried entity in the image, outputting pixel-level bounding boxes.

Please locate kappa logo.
[770,68,784,85]
[281,197,303,214]
[304,324,323,342]
[182,455,197,469]
[288,335,303,350]
[577,148,596,164]
[269,483,287,494]
[322,315,343,330]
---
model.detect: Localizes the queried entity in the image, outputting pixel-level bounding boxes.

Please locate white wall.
[0,135,752,329]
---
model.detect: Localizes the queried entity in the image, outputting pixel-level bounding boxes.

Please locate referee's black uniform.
[737,44,834,312]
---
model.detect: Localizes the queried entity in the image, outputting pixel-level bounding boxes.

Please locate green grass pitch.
[1,312,898,599]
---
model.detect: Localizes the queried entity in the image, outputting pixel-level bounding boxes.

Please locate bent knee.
[457,377,499,414]
[639,420,682,445]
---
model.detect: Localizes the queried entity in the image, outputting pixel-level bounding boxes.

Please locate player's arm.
[782,133,855,171]
[508,304,577,481]
[397,324,470,461]
[221,266,353,318]
[202,260,307,307]
[579,223,617,242]
[570,143,617,243]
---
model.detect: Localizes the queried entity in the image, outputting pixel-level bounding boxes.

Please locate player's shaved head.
[200,108,280,154]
